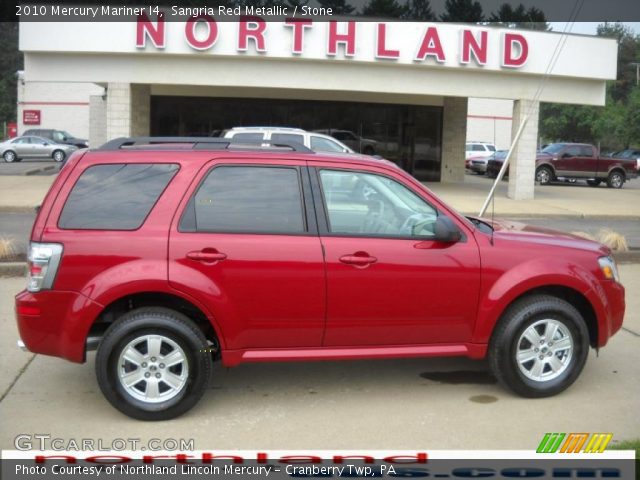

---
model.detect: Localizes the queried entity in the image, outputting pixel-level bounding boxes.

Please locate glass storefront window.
[151,96,443,181]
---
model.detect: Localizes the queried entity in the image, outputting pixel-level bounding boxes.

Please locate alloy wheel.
[117,334,189,403]
[516,319,573,382]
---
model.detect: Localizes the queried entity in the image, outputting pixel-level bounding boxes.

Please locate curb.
[0,206,37,214]
[613,251,640,264]
[24,165,56,176]
[0,263,26,277]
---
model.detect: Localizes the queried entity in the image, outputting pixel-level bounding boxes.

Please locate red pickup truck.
[487,143,638,188]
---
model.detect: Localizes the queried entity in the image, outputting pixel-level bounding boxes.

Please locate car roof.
[228,126,306,133]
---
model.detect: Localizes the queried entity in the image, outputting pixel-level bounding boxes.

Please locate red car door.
[168,161,325,350]
[310,165,481,346]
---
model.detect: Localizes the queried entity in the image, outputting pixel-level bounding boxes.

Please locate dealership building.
[18,19,617,199]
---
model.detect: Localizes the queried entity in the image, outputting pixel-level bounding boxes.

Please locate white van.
[223,127,355,154]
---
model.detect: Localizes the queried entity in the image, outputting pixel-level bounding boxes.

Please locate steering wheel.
[400,213,436,237]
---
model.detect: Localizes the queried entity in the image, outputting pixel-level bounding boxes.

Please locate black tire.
[606,170,625,189]
[3,150,17,163]
[489,295,589,398]
[535,166,553,185]
[52,149,66,163]
[96,307,211,420]
[586,179,601,187]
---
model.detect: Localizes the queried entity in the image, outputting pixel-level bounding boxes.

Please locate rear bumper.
[15,289,103,363]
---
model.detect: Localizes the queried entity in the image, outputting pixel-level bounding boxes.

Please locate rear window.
[58,163,178,230]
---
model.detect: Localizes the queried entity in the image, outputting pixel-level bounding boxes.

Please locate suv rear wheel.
[96,307,211,420]
[489,295,589,398]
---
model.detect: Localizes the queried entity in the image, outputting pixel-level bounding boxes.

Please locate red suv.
[16,137,626,420]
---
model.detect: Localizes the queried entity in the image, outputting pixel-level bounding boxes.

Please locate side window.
[465,143,472,152]
[319,170,438,238]
[564,146,581,157]
[580,146,594,157]
[311,136,345,153]
[52,131,65,142]
[487,145,496,152]
[472,144,485,152]
[270,133,304,145]
[230,132,265,142]
[181,166,305,234]
[59,164,179,230]
[13,137,30,144]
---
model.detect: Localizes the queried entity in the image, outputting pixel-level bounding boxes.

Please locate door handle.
[339,252,377,267]
[186,249,227,264]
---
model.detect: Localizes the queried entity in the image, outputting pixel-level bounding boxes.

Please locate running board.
[224,344,487,367]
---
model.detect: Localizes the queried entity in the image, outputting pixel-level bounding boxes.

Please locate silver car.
[1,135,77,163]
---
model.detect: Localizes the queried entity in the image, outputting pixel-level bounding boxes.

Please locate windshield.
[541,144,564,154]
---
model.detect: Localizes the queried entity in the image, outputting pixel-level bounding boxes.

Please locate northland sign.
[20,20,617,81]
[136,17,529,68]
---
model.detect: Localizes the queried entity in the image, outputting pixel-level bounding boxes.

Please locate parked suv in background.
[465,142,496,160]
[223,127,353,154]
[16,137,625,420]
[22,129,88,149]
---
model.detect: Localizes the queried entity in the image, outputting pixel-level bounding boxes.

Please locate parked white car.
[465,141,497,160]
[223,127,354,154]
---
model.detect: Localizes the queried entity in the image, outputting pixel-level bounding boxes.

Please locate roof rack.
[98,137,314,153]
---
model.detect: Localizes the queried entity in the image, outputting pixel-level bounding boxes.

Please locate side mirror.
[562,153,572,159]
[433,216,462,243]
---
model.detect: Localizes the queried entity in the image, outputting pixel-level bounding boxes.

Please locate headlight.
[598,256,620,283]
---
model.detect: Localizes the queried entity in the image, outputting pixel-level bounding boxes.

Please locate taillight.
[27,243,63,293]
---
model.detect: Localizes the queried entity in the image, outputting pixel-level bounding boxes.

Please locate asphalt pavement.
[0,159,59,176]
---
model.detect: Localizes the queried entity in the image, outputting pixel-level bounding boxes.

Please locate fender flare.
[473,258,603,344]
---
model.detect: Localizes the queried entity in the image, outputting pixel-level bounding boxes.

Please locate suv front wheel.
[489,295,589,398]
[96,307,211,420]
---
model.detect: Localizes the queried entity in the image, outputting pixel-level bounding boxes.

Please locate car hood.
[472,217,609,255]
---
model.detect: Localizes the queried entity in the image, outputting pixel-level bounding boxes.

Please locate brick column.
[441,97,468,183]
[508,99,540,200]
[106,83,150,140]
[131,84,150,137]
[89,95,107,147]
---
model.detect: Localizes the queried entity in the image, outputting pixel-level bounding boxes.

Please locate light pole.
[631,62,640,86]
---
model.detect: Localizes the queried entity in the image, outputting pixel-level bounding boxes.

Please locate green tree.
[317,0,355,14]
[488,3,549,30]
[0,23,22,134]
[597,22,640,103]
[440,0,484,22]
[362,0,407,17]
[402,0,436,20]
